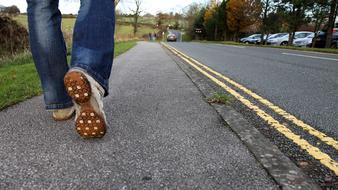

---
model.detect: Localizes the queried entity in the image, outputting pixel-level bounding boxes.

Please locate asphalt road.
[0,42,278,189]
[168,42,338,140]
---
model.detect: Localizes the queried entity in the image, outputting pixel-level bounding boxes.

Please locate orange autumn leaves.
[203,0,262,36]
[204,4,217,26]
[226,0,262,33]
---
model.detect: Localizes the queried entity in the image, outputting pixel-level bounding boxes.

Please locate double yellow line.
[162,43,338,175]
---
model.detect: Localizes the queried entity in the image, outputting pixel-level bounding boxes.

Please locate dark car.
[311,29,338,48]
[167,34,177,42]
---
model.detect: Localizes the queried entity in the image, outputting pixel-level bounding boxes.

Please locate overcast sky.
[0,0,208,15]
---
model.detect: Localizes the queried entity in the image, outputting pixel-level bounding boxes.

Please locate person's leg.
[63,0,115,138]
[27,0,73,110]
[71,0,115,96]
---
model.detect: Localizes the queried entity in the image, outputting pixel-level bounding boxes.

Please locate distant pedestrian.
[26,0,115,139]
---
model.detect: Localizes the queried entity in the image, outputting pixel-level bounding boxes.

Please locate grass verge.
[114,41,137,57]
[0,41,137,110]
[195,40,338,55]
[207,92,231,105]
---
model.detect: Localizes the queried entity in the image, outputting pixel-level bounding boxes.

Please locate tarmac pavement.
[0,42,279,189]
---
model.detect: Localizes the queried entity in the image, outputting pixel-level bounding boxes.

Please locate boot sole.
[64,71,106,138]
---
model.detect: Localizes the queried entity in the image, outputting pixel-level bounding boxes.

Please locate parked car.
[240,34,262,44]
[263,33,287,44]
[311,29,338,48]
[293,33,315,47]
[267,32,313,46]
[167,33,177,42]
[268,33,288,40]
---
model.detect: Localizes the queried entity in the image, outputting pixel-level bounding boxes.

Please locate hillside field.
[14,15,160,41]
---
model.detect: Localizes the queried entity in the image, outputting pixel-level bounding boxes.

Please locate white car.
[267,32,314,46]
[293,33,315,47]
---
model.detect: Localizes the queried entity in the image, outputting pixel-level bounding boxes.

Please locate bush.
[0,15,29,57]
[1,6,20,16]
[182,33,193,41]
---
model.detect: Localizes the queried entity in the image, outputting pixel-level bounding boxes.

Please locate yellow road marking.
[162,43,338,175]
[164,43,338,151]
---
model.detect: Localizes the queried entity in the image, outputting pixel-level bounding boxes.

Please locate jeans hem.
[45,101,74,110]
[71,64,109,96]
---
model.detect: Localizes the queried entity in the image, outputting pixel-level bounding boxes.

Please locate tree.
[183,3,202,40]
[2,5,20,16]
[168,12,174,25]
[265,12,283,33]
[227,0,262,41]
[310,0,330,47]
[325,0,338,48]
[217,0,228,40]
[278,0,313,45]
[193,8,207,40]
[130,0,143,36]
[203,1,228,41]
[260,0,278,44]
[173,20,180,30]
[173,13,182,29]
[143,13,154,17]
[204,5,218,40]
[156,12,166,29]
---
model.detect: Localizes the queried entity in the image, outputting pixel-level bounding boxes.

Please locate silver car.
[267,32,313,46]
[293,33,315,47]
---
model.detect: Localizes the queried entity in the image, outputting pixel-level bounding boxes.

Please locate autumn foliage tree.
[203,0,229,40]
[226,0,262,41]
[184,0,336,47]
[204,5,218,40]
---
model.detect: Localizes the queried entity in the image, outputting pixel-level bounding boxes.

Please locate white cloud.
[0,0,206,15]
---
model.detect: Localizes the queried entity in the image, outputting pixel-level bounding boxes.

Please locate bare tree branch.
[130,0,143,35]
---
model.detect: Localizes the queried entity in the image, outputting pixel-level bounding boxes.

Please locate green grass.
[115,24,158,39]
[0,60,41,110]
[114,41,137,57]
[14,15,75,32]
[207,92,231,105]
[0,51,32,66]
[196,40,338,55]
[0,41,137,110]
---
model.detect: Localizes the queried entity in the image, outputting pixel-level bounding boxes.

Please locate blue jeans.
[27,0,115,110]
